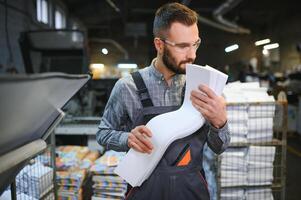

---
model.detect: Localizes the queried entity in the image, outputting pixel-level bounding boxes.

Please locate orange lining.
[177,149,191,166]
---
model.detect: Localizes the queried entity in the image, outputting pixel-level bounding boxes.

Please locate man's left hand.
[190,84,227,129]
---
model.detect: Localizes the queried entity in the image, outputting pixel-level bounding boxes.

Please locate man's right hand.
[128,125,153,154]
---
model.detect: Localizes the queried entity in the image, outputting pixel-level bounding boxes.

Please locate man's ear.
[154,38,164,54]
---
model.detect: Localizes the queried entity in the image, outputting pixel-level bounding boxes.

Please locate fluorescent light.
[101,48,108,55]
[117,63,138,69]
[90,63,104,70]
[262,49,269,56]
[255,39,271,46]
[263,43,279,50]
[225,44,239,53]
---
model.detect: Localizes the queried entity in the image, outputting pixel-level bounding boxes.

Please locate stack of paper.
[246,188,274,200]
[220,148,248,187]
[56,169,86,200]
[115,64,228,187]
[224,81,275,143]
[16,162,53,199]
[55,146,100,200]
[227,105,248,143]
[221,188,245,200]
[247,118,274,142]
[56,146,90,170]
[248,104,275,118]
[90,151,127,200]
[247,146,275,186]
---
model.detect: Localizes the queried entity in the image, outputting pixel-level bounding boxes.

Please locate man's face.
[161,22,199,74]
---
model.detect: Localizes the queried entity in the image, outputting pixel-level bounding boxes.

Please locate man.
[97,2,230,200]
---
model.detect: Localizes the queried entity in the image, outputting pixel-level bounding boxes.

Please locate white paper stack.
[245,188,274,200]
[221,188,245,200]
[220,148,248,187]
[221,82,276,200]
[247,118,274,142]
[16,162,53,199]
[90,151,127,200]
[224,81,275,143]
[115,64,228,187]
[247,146,275,186]
[227,105,248,143]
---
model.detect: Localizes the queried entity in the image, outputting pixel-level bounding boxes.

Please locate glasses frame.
[158,37,201,53]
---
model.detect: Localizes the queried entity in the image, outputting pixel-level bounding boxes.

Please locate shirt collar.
[149,58,185,83]
[149,58,164,80]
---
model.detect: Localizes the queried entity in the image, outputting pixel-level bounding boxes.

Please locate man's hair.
[153,2,198,38]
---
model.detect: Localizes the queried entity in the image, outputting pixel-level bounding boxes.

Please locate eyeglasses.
[159,38,201,53]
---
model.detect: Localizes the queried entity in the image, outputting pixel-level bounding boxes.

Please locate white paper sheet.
[221,188,245,200]
[227,110,248,124]
[249,104,275,118]
[224,81,275,103]
[229,123,248,136]
[115,64,228,187]
[246,188,274,200]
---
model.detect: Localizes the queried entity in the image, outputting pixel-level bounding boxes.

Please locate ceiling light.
[101,48,108,55]
[262,49,269,56]
[263,43,279,50]
[117,63,137,69]
[225,44,239,53]
[255,39,271,46]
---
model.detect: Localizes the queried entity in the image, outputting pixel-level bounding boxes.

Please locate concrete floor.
[286,133,301,200]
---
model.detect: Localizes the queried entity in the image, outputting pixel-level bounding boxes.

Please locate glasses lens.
[162,38,201,53]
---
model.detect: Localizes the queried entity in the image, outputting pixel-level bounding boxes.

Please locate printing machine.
[0,72,90,195]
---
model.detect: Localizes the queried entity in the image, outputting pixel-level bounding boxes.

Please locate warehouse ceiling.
[62,0,300,38]
[60,0,301,68]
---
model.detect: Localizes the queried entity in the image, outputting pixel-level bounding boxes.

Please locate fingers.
[198,84,216,99]
[128,126,153,154]
[190,90,215,112]
[132,128,153,151]
[128,139,144,153]
[191,98,213,114]
[191,88,227,128]
[137,126,152,137]
[196,104,210,118]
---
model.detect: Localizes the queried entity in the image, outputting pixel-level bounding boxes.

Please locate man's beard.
[162,47,194,74]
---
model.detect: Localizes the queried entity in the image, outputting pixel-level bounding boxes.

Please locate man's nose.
[186,47,197,60]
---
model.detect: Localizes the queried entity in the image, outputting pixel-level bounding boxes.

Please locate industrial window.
[55,7,66,29]
[72,22,80,42]
[36,0,49,24]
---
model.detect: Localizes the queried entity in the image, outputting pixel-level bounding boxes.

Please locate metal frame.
[216,100,287,200]
[7,110,64,200]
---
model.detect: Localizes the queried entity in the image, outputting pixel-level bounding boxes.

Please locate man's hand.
[128,125,153,154]
[190,84,227,129]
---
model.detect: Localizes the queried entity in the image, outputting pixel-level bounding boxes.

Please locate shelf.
[54,124,98,135]
[229,139,283,147]
[220,183,283,189]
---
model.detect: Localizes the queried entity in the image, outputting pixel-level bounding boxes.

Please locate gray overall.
[125,71,210,200]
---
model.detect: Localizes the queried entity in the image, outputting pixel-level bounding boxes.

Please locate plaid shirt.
[96,59,230,152]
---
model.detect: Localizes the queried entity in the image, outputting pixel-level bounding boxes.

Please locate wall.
[0,0,86,74]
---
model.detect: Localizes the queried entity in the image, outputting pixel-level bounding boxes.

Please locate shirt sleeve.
[207,121,231,154]
[96,79,131,152]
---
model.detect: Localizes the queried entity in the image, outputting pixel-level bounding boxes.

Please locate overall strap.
[131,71,154,107]
[180,82,186,105]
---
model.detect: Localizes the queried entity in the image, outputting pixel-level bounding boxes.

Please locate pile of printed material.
[224,81,275,143]
[90,150,127,200]
[220,148,248,188]
[219,82,276,200]
[56,146,99,200]
[247,146,276,186]
[15,162,54,200]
